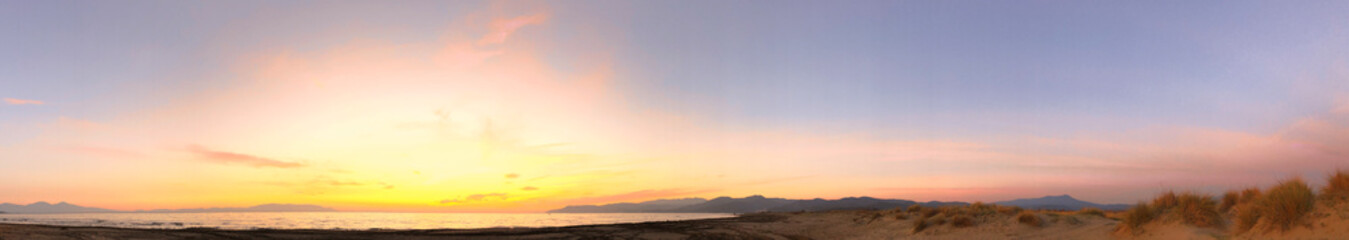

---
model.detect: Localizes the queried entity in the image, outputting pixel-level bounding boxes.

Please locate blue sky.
[3,0,1349,209]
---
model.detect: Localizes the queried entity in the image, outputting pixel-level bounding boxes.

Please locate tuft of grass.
[951,215,974,228]
[1235,203,1261,233]
[907,204,923,213]
[894,212,908,220]
[1175,193,1222,228]
[997,205,1023,215]
[932,217,946,225]
[940,206,966,217]
[971,201,987,209]
[1257,178,1314,232]
[1016,211,1042,227]
[1076,207,1105,217]
[1152,191,1179,210]
[969,202,997,216]
[1120,202,1154,231]
[1239,188,1262,204]
[921,208,939,218]
[1220,190,1239,213]
[1321,170,1349,205]
[912,219,928,233]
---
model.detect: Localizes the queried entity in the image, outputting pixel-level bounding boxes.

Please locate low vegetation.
[1075,207,1105,217]
[951,214,974,227]
[1119,202,1154,232]
[1257,178,1314,231]
[1121,174,1339,236]
[1235,203,1261,232]
[1016,211,1042,227]
[1322,170,1349,205]
[911,219,928,233]
[920,208,939,218]
[898,202,1103,233]
[1174,193,1222,228]
[1152,191,1178,210]
[996,205,1023,215]
[1220,191,1239,213]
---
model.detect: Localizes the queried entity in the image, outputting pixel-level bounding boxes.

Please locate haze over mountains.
[993,195,1131,211]
[0,202,335,214]
[0,202,118,214]
[548,195,1128,213]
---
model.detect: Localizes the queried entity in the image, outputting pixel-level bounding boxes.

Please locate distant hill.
[994,195,1130,211]
[767,197,915,212]
[549,195,970,213]
[672,195,797,213]
[0,202,119,214]
[549,198,709,213]
[548,195,1130,213]
[135,204,337,213]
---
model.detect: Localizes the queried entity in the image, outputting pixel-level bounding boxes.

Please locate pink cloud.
[4,98,44,105]
[185,145,303,168]
[477,14,548,46]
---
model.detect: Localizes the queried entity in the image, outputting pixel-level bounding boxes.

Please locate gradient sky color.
[3,0,1349,212]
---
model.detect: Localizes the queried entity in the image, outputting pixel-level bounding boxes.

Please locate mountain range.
[0,202,118,214]
[548,195,968,213]
[548,194,1126,213]
[0,202,335,214]
[993,195,1131,211]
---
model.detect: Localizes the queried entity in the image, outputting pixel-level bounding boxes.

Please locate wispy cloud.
[185,145,303,168]
[477,14,548,46]
[521,186,538,191]
[4,98,44,105]
[505,173,519,179]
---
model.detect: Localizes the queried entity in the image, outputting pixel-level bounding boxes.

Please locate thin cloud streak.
[441,193,509,204]
[185,145,303,168]
[477,14,547,46]
[3,98,44,105]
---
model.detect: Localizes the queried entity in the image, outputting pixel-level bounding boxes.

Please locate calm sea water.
[0,212,736,230]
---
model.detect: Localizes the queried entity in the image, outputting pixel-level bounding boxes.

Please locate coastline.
[0,213,781,240]
[0,209,1128,240]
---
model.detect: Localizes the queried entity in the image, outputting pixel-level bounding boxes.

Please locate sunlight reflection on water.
[0,212,736,230]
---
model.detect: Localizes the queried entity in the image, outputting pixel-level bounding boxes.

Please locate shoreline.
[0,213,786,240]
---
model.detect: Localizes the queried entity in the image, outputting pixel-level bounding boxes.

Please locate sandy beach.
[0,209,1117,240]
[7,201,1349,240]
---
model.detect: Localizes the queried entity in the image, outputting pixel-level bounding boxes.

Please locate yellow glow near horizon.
[6,2,1349,213]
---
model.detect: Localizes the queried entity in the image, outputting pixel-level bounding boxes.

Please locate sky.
[2,0,1349,212]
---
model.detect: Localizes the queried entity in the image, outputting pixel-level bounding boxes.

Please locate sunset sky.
[3,1,1349,212]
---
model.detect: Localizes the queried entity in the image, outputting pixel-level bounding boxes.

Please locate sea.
[0,212,736,230]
